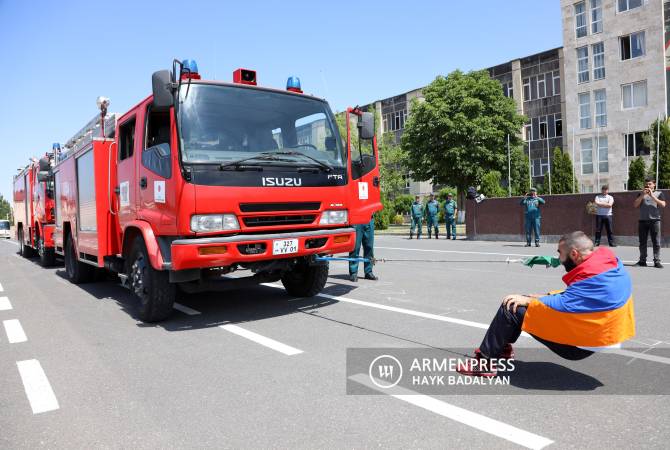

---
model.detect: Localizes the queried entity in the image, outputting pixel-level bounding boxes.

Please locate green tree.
[0,195,11,221]
[480,171,506,198]
[543,147,577,194]
[393,194,414,216]
[643,118,670,188]
[509,147,532,196]
[628,157,647,190]
[401,70,526,207]
[378,132,408,201]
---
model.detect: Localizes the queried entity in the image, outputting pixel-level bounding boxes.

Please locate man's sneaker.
[654,261,664,269]
[535,243,540,247]
[525,243,531,247]
[456,354,497,378]
[609,243,617,247]
[364,273,378,280]
[349,273,358,282]
[635,261,647,267]
[474,344,514,360]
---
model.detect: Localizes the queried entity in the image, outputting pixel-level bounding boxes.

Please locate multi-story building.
[561,0,669,192]
[365,48,567,196]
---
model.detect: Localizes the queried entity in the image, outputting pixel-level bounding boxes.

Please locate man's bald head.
[559,231,594,255]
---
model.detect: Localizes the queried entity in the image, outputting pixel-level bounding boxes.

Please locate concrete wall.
[465,191,670,246]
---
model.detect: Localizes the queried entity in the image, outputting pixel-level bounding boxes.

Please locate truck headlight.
[319,210,348,225]
[190,214,240,232]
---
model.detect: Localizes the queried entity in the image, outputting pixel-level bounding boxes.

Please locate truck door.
[116,115,140,230]
[346,108,382,225]
[138,104,177,233]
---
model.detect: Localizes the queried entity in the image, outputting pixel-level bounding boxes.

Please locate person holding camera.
[594,185,616,247]
[634,178,666,268]
[520,188,545,247]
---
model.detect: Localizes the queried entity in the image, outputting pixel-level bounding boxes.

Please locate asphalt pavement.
[0,235,668,449]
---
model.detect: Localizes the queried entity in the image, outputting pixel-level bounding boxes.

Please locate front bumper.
[169,227,355,271]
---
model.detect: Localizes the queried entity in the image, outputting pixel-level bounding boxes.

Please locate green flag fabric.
[523,256,561,268]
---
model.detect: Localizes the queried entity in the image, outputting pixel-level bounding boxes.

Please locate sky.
[0,0,562,202]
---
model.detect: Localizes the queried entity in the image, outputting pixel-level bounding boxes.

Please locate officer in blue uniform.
[425,193,440,239]
[349,216,377,282]
[520,187,545,247]
[444,193,458,240]
[410,195,424,239]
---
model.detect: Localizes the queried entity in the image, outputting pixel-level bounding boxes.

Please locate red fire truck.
[46,60,381,322]
[13,148,58,266]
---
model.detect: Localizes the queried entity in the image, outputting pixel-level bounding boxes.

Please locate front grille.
[239,202,321,213]
[237,243,267,255]
[243,215,316,227]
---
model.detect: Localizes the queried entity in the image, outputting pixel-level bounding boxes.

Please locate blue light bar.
[286,76,302,92]
[52,143,61,151]
[182,59,199,75]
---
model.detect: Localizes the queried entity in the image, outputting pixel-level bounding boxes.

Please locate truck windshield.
[178,84,345,168]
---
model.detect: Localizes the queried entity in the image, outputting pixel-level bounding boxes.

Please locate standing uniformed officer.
[520,187,545,247]
[425,194,440,239]
[349,216,377,282]
[410,195,424,239]
[444,193,458,240]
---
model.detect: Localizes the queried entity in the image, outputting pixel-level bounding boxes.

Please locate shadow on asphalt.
[509,360,604,391]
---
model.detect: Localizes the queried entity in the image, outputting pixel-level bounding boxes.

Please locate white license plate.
[272,239,299,255]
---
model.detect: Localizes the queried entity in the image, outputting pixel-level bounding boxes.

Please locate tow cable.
[314,255,560,268]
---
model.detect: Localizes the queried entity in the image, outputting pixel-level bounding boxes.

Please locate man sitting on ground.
[458,231,635,377]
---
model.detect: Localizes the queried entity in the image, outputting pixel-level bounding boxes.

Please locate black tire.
[64,235,95,284]
[18,229,34,258]
[281,260,329,297]
[126,237,175,322]
[38,236,56,267]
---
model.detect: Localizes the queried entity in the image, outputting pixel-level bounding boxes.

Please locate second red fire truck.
[22,60,382,322]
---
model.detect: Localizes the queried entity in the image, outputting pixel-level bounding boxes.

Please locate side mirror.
[38,157,51,172]
[359,112,375,140]
[37,171,51,182]
[152,70,174,111]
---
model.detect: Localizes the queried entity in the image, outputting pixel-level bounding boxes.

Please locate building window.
[555,118,563,137]
[622,80,647,109]
[581,138,594,174]
[618,0,643,13]
[502,81,514,98]
[537,76,546,99]
[522,78,530,101]
[597,136,608,173]
[539,116,548,139]
[385,109,408,132]
[594,89,607,127]
[591,0,603,33]
[620,31,645,60]
[553,71,561,95]
[577,47,589,83]
[532,158,549,177]
[575,2,587,38]
[625,131,651,156]
[579,92,591,129]
[592,42,605,80]
[382,117,388,133]
[524,124,532,141]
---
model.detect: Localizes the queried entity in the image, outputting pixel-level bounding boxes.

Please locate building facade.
[561,0,668,192]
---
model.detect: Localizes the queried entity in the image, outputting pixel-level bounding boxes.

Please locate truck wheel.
[38,237,56,267]
[281,260,329,297]
[64,235,94,284]
[127,237,175,322]
[18,229,34,258]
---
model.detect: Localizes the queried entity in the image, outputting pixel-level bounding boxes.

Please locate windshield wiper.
[267,151,333,172]
[217,152,296,170]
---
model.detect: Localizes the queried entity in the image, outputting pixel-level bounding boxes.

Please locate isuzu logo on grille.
[261,177,302,187]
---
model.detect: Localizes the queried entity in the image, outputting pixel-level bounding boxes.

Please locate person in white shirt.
[594,185,616,247]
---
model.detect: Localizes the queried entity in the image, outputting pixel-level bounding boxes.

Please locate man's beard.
[562,257,577,272]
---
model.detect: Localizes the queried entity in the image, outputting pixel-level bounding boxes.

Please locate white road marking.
[16,359,60,414]
[263,283,670,365]
[0,296,12,311]
[173,303,201,315]
[4,319,27,343]
[1,239,19,246]
[220,324,303,356]
[0,282,3,291]
[376,245,659,265]
[349,373,553,449]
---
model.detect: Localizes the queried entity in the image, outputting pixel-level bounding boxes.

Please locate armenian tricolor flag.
[522,247,635,347]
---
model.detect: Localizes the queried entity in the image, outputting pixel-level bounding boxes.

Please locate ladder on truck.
[57,112,118,162]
